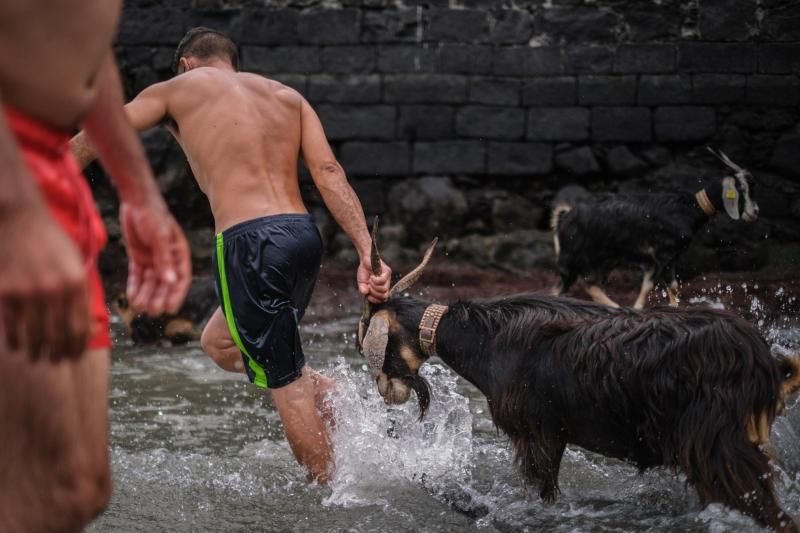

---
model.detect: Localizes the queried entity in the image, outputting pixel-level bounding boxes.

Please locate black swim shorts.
[212,214,322,389]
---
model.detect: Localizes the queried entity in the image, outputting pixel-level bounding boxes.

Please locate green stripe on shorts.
[216,232,269,388]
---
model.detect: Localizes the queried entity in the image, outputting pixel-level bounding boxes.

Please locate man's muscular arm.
[0,96,89,360]
[299,98,391,302]
[78,52,189,316]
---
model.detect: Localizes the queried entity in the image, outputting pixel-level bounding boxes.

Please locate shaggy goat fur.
[370,293,799,532]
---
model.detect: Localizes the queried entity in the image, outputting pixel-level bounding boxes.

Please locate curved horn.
[707,146,745,173]
[359,217,382,347]
[361,315,389,378]
[388,238,438,298]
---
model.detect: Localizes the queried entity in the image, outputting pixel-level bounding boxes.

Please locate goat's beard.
[405,374,431,420]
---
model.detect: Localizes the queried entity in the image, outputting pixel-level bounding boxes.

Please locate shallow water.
[90,306,800,533]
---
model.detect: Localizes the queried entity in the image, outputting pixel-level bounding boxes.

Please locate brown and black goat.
[357,232,800,532]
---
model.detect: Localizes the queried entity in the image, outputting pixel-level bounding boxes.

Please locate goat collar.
[419,304,448,358]
[695,189,716,216]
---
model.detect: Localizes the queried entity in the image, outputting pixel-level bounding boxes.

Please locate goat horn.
[707,146,745,173]
[388,238,438,298]
[361,315,389,378]
[370,216,382,276]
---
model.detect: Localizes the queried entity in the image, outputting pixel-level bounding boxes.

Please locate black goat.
[552,148,760,309]
[357,236,800,532]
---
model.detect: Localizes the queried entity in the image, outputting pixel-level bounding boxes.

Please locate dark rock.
[308,74,381,103]
[614,45,675,74]
[298,9,360,45]
[397,105,455,139]
[638,75,692,106]
[438,44,493,74]
[555,146,600,176]
[377,45,437,73]
[490,10,533,44]
[242,46,321,74]
[698,0,757,41]
[623,5,683,42]
[527,107,589,142]
[692,74,746,104]
[606,146,648,176]
[117,8,185,45]
[491,193,544,232]
[413,142,486,175]
[654,107,716,142]
[470,77,520,106]
[351,180,386,214]
[564,45,615,74]
[487,142,553,176]
[493,47,564,76]
[320,46,376,73]
[761,4,800,41]
[384,74,468,103]
[538,6,620,43]
[388,177,468,241]
[678,43,757,73]
[428,8,488,42]
[641,146,672,167]
[339,142,411,176]
[317,105,395,140]
[746,75,800,107]
[592,107,652,143]
[521,77,577,106]
[759,43,800,74]
[241,8,299,45]
[455,106,525,140]
[362,8,419,43]
[770,132,800,178]
[578,75,638,106]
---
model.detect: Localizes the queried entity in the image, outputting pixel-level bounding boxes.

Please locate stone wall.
[95,0,800,275]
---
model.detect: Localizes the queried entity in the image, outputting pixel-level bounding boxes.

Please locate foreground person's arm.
[299,98,391,302]
[78,52,190,316]
[0,98,90,360]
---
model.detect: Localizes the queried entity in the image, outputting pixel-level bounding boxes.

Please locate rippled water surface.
[90,296,800,533]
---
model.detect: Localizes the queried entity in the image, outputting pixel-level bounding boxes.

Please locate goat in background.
[357,228,800,532]
[551,148,760,309]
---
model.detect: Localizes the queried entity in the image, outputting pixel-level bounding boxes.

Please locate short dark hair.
[172,27,239,73]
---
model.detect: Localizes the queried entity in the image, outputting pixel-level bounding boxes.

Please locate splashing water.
[325,360,473,509]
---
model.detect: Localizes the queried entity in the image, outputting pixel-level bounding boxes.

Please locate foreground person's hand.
[121,197,191,316]
[0,207,90,360]
[357,258,392,303]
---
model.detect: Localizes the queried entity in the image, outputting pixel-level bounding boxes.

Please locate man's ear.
[179,57,192,72]
[722,177,740,220]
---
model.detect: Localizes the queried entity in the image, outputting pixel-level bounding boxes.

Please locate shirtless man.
[72,28,392,484]
[0,2,191,532]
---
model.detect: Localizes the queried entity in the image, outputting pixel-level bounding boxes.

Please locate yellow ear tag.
[726,188,737,200]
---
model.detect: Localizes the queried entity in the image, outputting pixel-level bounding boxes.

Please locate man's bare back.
[128,67,308,232]
[0,0,122,129]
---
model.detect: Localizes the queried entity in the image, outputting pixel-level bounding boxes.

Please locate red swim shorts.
[5,106,110,350]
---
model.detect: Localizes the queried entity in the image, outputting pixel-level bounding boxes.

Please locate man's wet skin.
[0,0,122,129]
[126,65,310,233]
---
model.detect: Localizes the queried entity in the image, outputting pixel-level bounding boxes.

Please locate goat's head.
[357,219,438,417]
[707,147,759,222]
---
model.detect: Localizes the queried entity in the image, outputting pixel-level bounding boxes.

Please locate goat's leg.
[660,265,679,306]
[553,270,576,297]
[633,269,655,310]
[518,433,567,503]
[585,284,620,308]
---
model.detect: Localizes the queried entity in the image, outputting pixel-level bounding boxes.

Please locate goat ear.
[722,177,740,220]
[361,316,389,378]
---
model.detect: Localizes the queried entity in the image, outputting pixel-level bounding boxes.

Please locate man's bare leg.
[0,348,111,533]
[201,311,335,480]
[201,307,246,373]
[270,368,334,484]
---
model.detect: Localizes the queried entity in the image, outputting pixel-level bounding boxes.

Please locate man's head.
[172,27,239,74]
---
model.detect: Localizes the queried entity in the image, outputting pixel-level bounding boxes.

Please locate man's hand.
[357,258,391,303]
[120,198,191,316]
[0,208,89,360]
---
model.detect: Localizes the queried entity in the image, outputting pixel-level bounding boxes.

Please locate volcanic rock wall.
[95,0,800,277]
